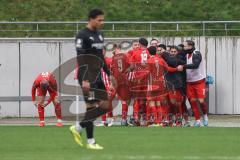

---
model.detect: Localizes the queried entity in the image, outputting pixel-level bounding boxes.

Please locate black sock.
[82,107,108,122]
[85,121,94,139]
[79,121,94,139]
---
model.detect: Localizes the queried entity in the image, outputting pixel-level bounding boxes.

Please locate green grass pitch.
[0,126,240,160]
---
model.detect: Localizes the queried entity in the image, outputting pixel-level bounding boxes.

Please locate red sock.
[181,102,189,121]
[157,106,163,123]
[121,101,128,120]
[107,111,113,118]
[151,106,158,124]
[133,99,139,121]
[201,102,208,115]
[102,114,106,121]
[38,104,44,121]
[54,103,62,120]
[161,104,169,121]
[146,105,151,123]
[190,101,200,120]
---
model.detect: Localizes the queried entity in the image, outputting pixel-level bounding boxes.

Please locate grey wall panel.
[20,102,55,117]
[2,37,240,117]
[59,42,78,96]
[215,38,233,114]
[233,38,240,114]
[0,102,19,117]
[20,43,60,96]
[0,43,19,96]
[206,38,216,114]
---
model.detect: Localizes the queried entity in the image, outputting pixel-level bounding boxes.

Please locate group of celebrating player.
[31,9,210,150]
[99,38,209,128]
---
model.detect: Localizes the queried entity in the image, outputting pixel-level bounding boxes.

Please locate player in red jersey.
[127,40,140,59]
[127,38,150,126]
[110,44,132,126]
[146,46,183,126]
[32,72,62,127]
[126,39,141,125]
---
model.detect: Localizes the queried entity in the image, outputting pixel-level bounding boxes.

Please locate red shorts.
[168,89,184,102]
[37,88,57,97]
[130,85,148,100]
[116,85,131,101]
[186,79,206,99]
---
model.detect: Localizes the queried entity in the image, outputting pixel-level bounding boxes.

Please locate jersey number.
[141,52,148,64]
[41,72,49,78]
[117,59,123,72]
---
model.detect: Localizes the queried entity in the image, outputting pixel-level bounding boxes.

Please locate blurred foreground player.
[70,9,112,150]
[31,72,62,127]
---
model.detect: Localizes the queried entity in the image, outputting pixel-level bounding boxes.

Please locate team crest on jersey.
[76,38,82,48]
[99,35,103,41]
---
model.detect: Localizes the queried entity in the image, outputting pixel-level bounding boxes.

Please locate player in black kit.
[70,9,112,150]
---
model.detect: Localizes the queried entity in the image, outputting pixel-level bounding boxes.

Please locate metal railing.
[0,21,240,37]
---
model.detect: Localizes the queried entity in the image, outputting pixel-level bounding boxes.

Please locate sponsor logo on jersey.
[92,43,104,49]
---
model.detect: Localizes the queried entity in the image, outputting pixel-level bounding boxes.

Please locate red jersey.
[130,48,150,64]
[111,53,130,85]
[32,72,57,103]
[127,48,140,60]
[130,48,150,82]
[110,53,132,101]
[147,56,165,82]
[105,57,112,69]
[102,57,112,89]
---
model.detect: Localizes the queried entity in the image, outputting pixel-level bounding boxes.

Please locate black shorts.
[81,81,108,104]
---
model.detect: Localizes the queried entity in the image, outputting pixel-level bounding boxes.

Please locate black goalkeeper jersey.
[75,27,110,85]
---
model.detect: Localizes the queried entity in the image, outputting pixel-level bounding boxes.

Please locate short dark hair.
[40,80,49,90]
[148,46,157,55]
[88,9,104,20]
[158,44,166,50]
[112,43,121,50]
[185,40,195,47]
[170,45,178,50]
[139,38,148,47]
[177,44,184,51]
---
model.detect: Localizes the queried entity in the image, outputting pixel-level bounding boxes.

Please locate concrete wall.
[0,37,239,118]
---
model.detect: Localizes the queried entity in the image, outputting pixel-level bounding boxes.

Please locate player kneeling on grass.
[32,72,63,127]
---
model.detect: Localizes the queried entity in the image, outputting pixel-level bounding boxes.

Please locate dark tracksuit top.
[161,51,185,92]
[75,27,110,89]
